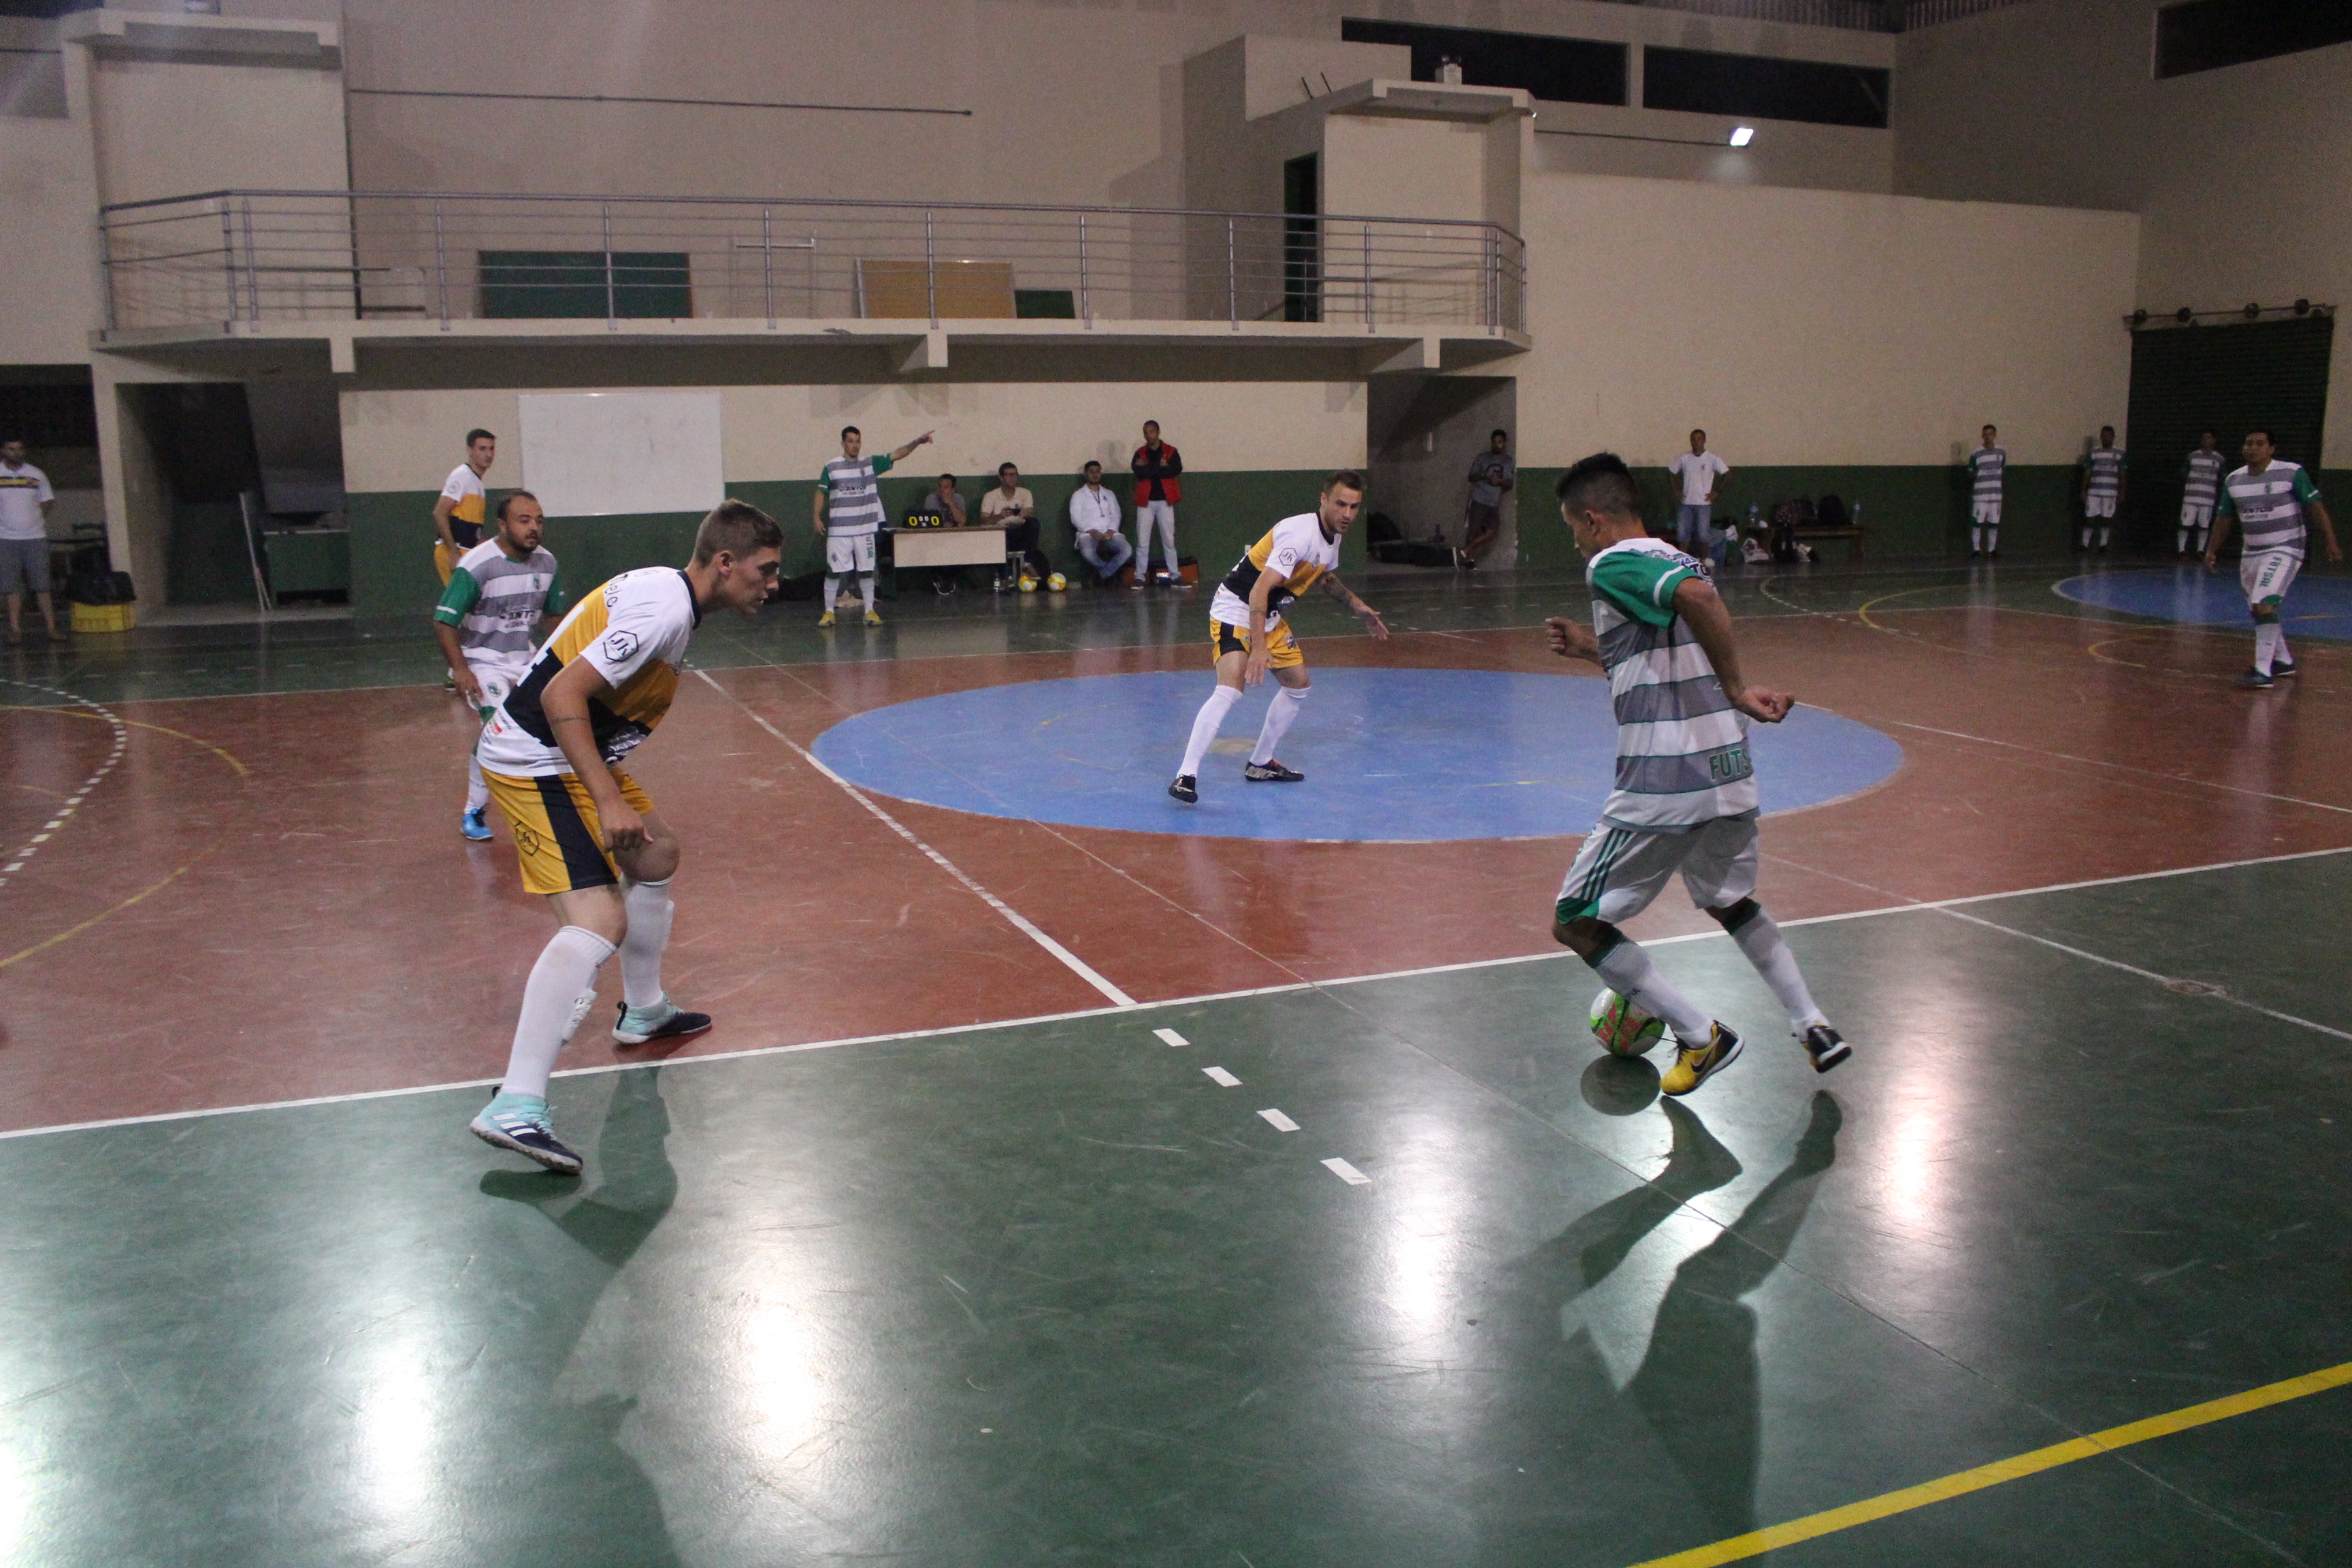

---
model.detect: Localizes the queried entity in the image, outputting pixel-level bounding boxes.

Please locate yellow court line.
[0,705,249,776]
[1627,1360,2352,1568]
[0,858,207,971]
[1853,585,1968,630]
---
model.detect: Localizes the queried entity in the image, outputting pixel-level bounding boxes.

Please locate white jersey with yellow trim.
[1209,512,1339,630]
[478,566,702,778]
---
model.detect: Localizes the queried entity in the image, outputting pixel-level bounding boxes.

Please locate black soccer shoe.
[1243,760,1305,783]
[1169,774,1198,803]
[2273,657,2299,679]
[1800,1024,1852,1074]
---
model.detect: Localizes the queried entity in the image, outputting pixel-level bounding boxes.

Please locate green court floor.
[6,854,2348,1567]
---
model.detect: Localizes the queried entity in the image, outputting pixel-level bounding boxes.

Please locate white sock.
[1179,685,1240,777]
[2176,527,2189,553]
[2078,527,2091,549]
[823,576,840,610]
[1250,686,1307,766]
[2195,526,2210,553]
[465,751,489,813]
[2255,622,2281,674]
[620,877,674,1009]
[859,574,877,613]
[1970,526,1982,553]
[1587,936,1712,1045]
[1984,527,1997,553]
[2276,630,2292,667]
[2097,525,2110,548]
[1723,904,1828,1034]
[501,925,616,1098]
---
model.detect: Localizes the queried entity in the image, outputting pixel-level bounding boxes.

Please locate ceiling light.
[1728,126,1755,147]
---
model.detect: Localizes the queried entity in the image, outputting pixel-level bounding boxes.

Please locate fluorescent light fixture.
[1729,125,1755,147]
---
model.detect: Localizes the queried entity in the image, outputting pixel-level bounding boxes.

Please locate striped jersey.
[1967,445,2006,502]
[817,453,896,538]
[440,463,488,548]
[433,538,564,659]
[1210,512,1339,629]
[1586,538,1754,830]
[478,567,701,777]
[2085,446,2125,497]
[2183,448,2226,507]
[2218,460,2320,559]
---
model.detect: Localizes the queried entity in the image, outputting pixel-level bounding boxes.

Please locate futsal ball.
[1047,572,1066,592]
[1590,989,1665,1058]
[1018,575,1038,593]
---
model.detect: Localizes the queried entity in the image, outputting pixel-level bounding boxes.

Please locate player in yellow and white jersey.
[468,499,783,1175]
[1168,470,1387,803]
[433,429,497,588]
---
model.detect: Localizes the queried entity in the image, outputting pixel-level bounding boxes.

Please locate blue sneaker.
[612,998,713,1046]
[469,1092,582,1175]
[460,806,493,841]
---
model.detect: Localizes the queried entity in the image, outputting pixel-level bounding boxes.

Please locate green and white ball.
[1590,988,1665,1058]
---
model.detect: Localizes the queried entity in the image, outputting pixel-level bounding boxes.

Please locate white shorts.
[2084,493,2117,519]
[2242,549,2300,609]
[2180,502,2213,528]
[1555,813,1759,924]
[825,532,877,575]
[1972,501,2002,525]
[463,652,531,718]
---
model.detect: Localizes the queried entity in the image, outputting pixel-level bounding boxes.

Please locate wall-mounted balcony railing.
[97,190,1526,338]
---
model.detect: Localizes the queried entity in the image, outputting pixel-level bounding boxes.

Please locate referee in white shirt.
[1068,461,1133,584]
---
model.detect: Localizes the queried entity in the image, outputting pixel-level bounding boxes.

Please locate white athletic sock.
[822,576,840,611]
[2276,630,2293,667]
[2255,622,2282,674]
[1970,526,1982,553]
[501,925,617,1098]
[1587,936,1713,1046]
[1985,526,1998,554]
[1725,905,1829,1034]
[1179,685,1241,777]
[859,574,877,613]
[1250,686,1307,766]
[2194,526,2210,553]
[2078,526,2091,549]
[2096,525,2110,549]
[465,751,489,813]
[2176,527,2189,553]
[620,877,674,1009]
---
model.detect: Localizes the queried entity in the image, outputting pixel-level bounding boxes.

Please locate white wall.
[0,116,102,362]
[1515,172,2140,468]
[88,56,347,206]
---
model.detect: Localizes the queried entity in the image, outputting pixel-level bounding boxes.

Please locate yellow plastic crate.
[69,602,135,634]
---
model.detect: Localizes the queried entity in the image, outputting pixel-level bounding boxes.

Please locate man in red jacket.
[1132,419,1182,587]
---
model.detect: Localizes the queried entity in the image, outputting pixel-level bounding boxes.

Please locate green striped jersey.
[2085,445,2125,497]
[2183,448,2226,506]
[817,453,895,537]
[434,539,564,658]
[2219,461,2319,558]
[1968,446,2006,501]
[1586,538,1754,829]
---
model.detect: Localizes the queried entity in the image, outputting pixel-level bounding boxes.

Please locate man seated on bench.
[917,473,968,595]
[1069,460,1132,585]
[982,462,1052,587]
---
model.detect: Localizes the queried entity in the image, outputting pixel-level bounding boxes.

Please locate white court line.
[1258,1109,1301,1132]
[5,843,2351,1145]
[1203,1066,1242,1087]
[691,668,1134,1008]
[0,681,131,894]
[1154,1028,1190,1047]
[1322,1158,1373,1186]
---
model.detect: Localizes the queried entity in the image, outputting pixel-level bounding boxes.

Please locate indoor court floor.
[3,552,2349,1566]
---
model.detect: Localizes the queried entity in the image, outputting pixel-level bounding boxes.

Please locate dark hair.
[840,425,860,440]
[1142,419,1160,431]
[998,461,1018,476]
[494,489,539,521]
[1982,423,1997,432]
[938,472,956,483]
[1322,468,1366,495]
[1491,428,1509,441]
[2245,426,2273,443]
[1690,429,1706,440]
[466,428,495,446]
[691,497,784,564]
[2100,425,2114,436]
[1555,452,1643,520]
[1083,459,1103,472]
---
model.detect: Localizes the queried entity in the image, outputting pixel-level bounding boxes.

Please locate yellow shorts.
[1210,617,1305,670]
[434,540,459,587]
[483,767,655,896]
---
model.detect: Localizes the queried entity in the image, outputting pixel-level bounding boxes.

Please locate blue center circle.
[812,668,1904,842]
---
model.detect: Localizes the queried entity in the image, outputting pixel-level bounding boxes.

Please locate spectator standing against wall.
[2079,425,2125,553]
[1458,428,1514,570]
[1069,460,1132,585]
[981,463,1051,587]
[0,437,60,645]
[2179,430,2225,558]
[815,424,932,627]
[1666,429,1729,557]
[1967,424,2006,559]
[1132,420,1182,586]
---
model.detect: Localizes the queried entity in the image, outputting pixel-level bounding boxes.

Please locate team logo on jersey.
[602,630,639,662]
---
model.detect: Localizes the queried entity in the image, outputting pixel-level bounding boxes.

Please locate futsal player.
[1967,425,2005,557]
[431,491,564,841]
[468,500,784,1174]
[1544,453,1849,1096]
[815,425,933,626]
[434,428,497,689]
[2078,426,2125,553]
[2204,428,2342,689]
[1168,470,1387,803]
[2178,431,2225,557]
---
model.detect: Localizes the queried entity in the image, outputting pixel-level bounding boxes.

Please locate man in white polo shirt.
[1068,459,1132,585]
[1666,429,1729,559]
[0,437,59,645]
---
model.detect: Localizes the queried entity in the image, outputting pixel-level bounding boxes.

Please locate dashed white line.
[1202,1066,1241,1087]
[1154,1028,1189,1047]
[1258,1109,1299,1132]
[1322,1158,1372,1186]
[1,680,129,893]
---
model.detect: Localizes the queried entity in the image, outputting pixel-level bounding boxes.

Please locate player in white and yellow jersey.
[468,499,783,1175]
[1168,470,1387,803]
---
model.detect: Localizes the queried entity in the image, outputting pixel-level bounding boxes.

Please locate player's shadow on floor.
[1474,1092,1842,1565]
[473,1068,684,1568]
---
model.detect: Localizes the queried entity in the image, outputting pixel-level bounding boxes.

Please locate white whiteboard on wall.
[517,391,725,518]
